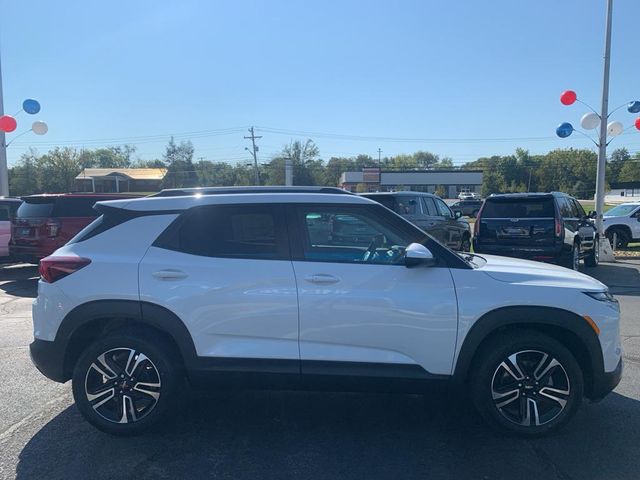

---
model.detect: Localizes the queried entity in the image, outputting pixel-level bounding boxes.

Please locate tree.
[37,147,83,193]
[162,137,197,188]
[436,157,454,169]
[9,148,41,195]
[413,151,440,169]
[609,148,631,184]
[618,153,640,182]
[434,185,446,197]
[269,139,323,186]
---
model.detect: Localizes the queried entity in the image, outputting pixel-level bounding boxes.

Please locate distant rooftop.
[75,168,168,180]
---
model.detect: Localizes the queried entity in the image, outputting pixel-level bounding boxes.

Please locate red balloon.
[636,117,640,130]
[560,90,577,106]
[0,115,17,133]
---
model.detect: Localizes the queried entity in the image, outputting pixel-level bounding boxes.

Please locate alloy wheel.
[84,348,161,424]
[572,245,579,270]
[491,350,570,427]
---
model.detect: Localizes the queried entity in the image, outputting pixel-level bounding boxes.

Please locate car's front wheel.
[470,330,583,436]
[72,330,182,436]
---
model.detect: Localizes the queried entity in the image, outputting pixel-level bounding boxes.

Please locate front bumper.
[589,358,623,402]
[29,338,68,383]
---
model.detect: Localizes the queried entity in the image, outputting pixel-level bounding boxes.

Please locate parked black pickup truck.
[472,192,598,270]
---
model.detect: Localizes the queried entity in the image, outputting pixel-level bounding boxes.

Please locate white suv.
[30,187,622,436]
[603,202,640,248]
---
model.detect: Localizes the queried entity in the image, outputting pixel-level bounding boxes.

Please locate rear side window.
[170,205,288,260]
[422,197,438,216]
[482,198,555,218]
[16,201,54,218]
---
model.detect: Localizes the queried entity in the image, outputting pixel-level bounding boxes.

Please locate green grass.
[578,201,615,213]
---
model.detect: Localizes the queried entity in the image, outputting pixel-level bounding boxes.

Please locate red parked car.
[10,194,138,263]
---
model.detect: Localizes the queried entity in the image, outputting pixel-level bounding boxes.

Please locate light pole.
[0,49,8,196]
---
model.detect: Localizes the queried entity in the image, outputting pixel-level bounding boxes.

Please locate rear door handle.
[152,269,188,280]
[304,274,340,284]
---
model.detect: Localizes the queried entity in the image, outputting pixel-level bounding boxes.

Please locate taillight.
[555,218,563,237]
[473,205,484,236]
[39,256,91,283]
[46,220,60,237]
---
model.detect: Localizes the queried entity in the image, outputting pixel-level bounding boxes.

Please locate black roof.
[151,186,354,197]
[360,191,439,198]
[487,192,571,199]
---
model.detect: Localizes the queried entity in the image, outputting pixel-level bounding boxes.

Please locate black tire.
[470,329,583,437]
[606,227,630,249]
[584,236,599,268]
[561,243,580,271]
[461,234,471,252]
[72,329,183,436]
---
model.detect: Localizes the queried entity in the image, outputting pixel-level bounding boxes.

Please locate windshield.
[605,204,639,217]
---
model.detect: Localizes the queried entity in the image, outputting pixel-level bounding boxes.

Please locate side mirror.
[588,210,597,219]
[405,243,436,267]
[454,210,463,219]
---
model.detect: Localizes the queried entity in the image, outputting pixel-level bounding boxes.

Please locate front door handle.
[152,269,188,280]
[304,274,340,284]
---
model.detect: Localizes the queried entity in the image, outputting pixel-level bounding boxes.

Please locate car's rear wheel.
[461,234,471,252]
[584,236,599,268]
[606,227,630,249]
[72,330,182,436]
[470,330,583,436]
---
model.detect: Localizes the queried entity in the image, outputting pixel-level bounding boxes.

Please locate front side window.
[298,206,412,265]
[571,199,586,218]
[174,205,285,259]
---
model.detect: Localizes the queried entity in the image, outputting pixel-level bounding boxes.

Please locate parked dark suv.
[10,194,138,263]
[450,199,483,218]
[361,192,471,251]
[473,192,598,270]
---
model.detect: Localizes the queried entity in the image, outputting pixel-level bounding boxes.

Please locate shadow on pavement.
[15,389,640,480]
[587,261,640,297]
[0,264,38,298]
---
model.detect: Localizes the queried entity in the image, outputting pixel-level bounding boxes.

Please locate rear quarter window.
[482,198,555,218]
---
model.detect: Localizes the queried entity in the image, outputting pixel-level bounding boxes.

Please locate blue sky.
[1,0,639,166]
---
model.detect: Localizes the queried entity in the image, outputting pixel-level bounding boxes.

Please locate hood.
[474,254,607,291]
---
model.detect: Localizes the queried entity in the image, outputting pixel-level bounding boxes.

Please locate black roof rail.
[150,186,354,197]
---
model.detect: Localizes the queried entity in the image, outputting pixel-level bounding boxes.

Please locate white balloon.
[32,121,48,135]
[606,121,624,137]
[580,112,600,130]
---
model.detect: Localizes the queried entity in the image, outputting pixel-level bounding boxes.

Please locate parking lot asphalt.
[0,262,639,480]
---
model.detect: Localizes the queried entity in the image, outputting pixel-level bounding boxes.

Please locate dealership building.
[339,168,483,198]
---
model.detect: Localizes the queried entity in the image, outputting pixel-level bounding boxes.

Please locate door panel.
[139,204,299,363]
[293,261,458,375]
[290,204,458,376]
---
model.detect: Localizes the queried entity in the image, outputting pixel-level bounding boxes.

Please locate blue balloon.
[22,99,40,115]
[628,101,640,114]
[556,122,574,138]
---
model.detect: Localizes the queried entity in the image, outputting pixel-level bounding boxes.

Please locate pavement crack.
[525,441,574,480]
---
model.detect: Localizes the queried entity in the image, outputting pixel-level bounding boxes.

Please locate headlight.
[584,290,617,303]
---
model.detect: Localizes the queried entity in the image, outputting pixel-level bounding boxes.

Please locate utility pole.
[0,45,8,197]
[244,126,262,186]
[594,0,613,236]
[377,148,382,185]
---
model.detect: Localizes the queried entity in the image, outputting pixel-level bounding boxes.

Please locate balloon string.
[12,109,23,117]
[572,128,599,147]
[576,99,600,117]
[4,129,32,147]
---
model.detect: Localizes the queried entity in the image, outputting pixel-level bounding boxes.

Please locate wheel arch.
[605,224,632,237]
[452,306,604,398]
[58,300,198,381]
